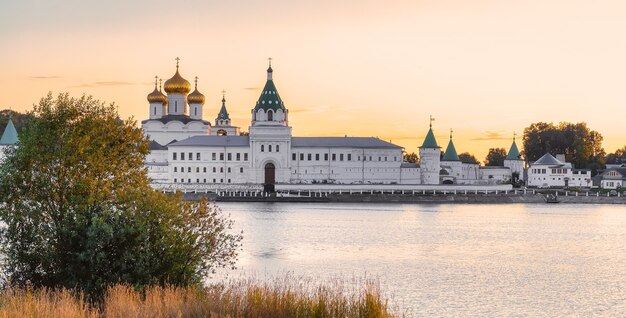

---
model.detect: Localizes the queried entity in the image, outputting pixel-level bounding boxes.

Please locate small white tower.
[164,57,191,116]
[419,116,441,185]
[187,76,205,120]
[504,132,524,182]
[212,90,240,136]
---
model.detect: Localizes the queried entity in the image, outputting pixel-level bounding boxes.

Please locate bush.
[0,93,242,297]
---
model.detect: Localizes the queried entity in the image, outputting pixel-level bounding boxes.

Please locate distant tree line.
[522,122,605,170]
[0,109,33,134]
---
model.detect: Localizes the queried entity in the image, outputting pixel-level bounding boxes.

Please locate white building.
[599,168,626,189]
[142,60,520,191]
[527,153,592,188]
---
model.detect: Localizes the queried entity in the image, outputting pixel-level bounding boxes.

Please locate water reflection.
[215,203,626,316]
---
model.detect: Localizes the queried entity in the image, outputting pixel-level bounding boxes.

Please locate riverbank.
[183,191,626,204]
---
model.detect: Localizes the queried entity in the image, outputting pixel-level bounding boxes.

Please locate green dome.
[0,118,18,145]
[442,138,460,161]
[420,127,439,148]
[253,66,286,112]
[216,96,230,121]
[506,140,522,160]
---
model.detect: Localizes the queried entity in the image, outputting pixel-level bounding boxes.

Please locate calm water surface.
[215,202,626,316]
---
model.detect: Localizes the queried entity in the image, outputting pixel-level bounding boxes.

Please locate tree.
[0,109,33,134]
[403,152,419,163]
[0,93,242,297]
[522,122,605,169]
[605,146,626,165]
[484,148,507,166]
[458,152,479,164]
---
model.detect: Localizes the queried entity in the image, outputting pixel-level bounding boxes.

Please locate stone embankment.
[183,191,626,204]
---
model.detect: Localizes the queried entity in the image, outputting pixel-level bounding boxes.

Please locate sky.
[1,0,625,160]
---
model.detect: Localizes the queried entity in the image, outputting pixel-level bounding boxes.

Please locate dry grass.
[0,275,398,317]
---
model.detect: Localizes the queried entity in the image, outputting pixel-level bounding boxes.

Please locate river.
[214,202,626,316]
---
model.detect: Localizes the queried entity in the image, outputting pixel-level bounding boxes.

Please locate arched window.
[154,107,156,115]
[194,107,197,116]
[175,101,178,113]
[261,145,265,152]
[269,145,272,152]
[267,110,273,121]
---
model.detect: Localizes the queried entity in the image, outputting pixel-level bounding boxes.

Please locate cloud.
[30,76,61,79]
[471,131,510,141]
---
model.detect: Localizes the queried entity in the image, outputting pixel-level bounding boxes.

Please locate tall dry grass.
[0,275,398,317]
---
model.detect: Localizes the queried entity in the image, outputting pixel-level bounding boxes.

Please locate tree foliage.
[605,146,626,165]
[0,109,33,134]
[403,152,419,163]
[522,122,605,169]
[484,148,507,166]
[0,93,242,297]
[458,152,479,165]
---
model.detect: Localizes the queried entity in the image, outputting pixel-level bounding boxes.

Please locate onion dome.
[163,58,191,94]
[147,77,167,104]
[187,76,205,105]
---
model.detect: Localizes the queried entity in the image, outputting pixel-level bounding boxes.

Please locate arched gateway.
[264,162,275,193]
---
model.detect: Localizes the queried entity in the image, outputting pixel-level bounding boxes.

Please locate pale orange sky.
[1,0,625,160]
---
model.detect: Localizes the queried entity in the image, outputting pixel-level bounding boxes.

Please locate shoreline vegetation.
[0,275,397,318]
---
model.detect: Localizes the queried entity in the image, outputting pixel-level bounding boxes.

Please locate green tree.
[484,148,507,166]
[458,152,479,164]
[605,146,626,165]
[522,122,605,169]
[0,93,242,297]
[0,109,33,133]
[403,152,419,163]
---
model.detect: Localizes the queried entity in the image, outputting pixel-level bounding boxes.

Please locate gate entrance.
[264,162,275,193]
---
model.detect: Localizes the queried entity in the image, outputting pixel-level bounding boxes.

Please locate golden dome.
[163,59,191,94]
[147,78,167,104]
[187,76,205,105]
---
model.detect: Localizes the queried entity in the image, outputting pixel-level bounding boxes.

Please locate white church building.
[142,60,522,192]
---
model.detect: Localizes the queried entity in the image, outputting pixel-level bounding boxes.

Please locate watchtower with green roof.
[503,133,524,181]
[249,59,293,188]
[419,116,441,185]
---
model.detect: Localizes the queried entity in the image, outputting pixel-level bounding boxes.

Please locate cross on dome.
[175,57,180,70]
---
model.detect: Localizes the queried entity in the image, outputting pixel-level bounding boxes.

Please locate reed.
[0,275,398,317]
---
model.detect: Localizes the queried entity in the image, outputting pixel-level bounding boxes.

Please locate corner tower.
[504,133,524,182]
[419,116,441,185]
